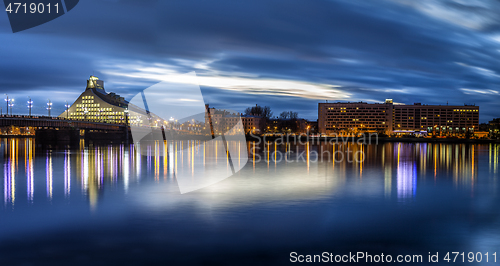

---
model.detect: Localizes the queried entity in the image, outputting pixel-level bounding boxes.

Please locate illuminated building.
[59,75,128,123]
[319,100,479,136]
[393,103,479,136]
[318,100,393,135]
[241,115,265,134]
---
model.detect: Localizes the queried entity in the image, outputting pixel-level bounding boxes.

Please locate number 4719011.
[443,252,497,263]
[5,3,60,14]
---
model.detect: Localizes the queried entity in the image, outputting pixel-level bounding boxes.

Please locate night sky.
[1,0,499,122]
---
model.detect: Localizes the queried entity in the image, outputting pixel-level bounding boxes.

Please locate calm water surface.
[1,138,500,265]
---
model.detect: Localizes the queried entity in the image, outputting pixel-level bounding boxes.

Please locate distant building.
[241,114,265,134]
[318,100,479,136]
[490,118,500,127]
[318,100,393,135]
[205,105,265,135]
[482,118,500,139]
[59,76,130,123]
[393,103,479,135]
[265,118,317,134]
[297,119,317,134]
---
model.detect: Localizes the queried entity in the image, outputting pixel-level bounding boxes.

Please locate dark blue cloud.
[0,0,499,122]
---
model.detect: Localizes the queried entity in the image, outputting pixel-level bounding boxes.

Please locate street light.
[65,101,70,119]
[47,99,52,117]
[9,99,14,116]
[124,109,129,125]
[4,94,9,116]
[27,97,33,116]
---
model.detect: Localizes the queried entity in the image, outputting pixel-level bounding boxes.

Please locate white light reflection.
[26,139,34,203]
[396,144,417,200]
[64,150,71,198]
[46,151,53,200]
[124,148,130,193]
[83,149,89,192]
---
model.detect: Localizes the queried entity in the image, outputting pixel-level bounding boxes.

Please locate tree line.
[244,104,298,120]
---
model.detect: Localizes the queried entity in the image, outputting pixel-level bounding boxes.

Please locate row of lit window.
[326,107,386,110]
[82,96,94,99]
[76,107,118,112]
[395,114,475,118]
[82,100,94,104]
[76,103,100,108]
[74,109,124,115]
[326,111,386,113]
[328,116,387,118]
[453,109,478,112]
[71,116,124,120]
[328,121,386,124]
[71,112,124,116]
[326,119,385,123]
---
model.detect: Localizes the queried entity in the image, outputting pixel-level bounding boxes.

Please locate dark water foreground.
[0,138,499,265]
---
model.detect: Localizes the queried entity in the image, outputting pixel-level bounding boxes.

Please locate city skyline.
[0,76,496,125]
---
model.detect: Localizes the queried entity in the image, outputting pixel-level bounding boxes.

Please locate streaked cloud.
[461,88,499,95]
[102,62,351,101]
[390,0,500,30]
[0,0,499,121]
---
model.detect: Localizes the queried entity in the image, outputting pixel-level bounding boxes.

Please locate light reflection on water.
[0,138,497,209]
[0,138,500,265]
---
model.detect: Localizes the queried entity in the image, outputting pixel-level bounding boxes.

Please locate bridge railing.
[0,114,128,125]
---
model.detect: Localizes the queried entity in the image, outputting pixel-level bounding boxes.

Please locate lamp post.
[4,94,9,116]
[124,109,129,125]
[47,99,52,117]
[27,97,33,116]
[9,99,14,116]
[65,101,70,119]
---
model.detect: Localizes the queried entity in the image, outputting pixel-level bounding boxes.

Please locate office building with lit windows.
[59,76,129,123]
[318,100,394,135]
[319,100,479,136]
[393,103,479,135]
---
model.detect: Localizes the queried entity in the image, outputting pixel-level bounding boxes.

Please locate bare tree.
[245,104,273,119]
[279,111,298,119]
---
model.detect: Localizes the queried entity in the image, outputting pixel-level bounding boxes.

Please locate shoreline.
[0,135,499,144]
[245,135,500,144]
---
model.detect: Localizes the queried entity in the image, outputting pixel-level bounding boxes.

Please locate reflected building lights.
[64,150,71,198]
[397,144,417,200]
[0,139,495,208]
[26,139,34,202]
[83,149,89,192]
[306,142,310,172]
[495,144,498,174]
[124,148,130,193]
[4,157,15,206]
[46,151,53,200]
[135,143,141,181]
[163,141,168,180]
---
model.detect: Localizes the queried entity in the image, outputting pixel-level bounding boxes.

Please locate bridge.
[0,115,130,143]
[0,115,127,130]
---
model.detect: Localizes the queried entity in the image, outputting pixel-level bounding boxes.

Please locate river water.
[0,138,499,265]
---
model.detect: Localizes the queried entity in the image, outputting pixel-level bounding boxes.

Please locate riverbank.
[246,135,500,144]
[1,134,499,144]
